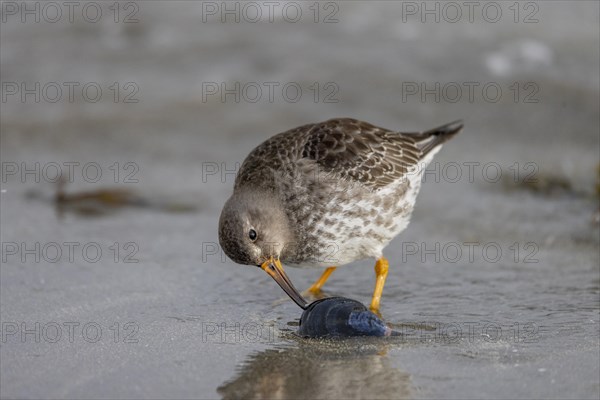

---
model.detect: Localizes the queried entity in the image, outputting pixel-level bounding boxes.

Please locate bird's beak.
[260,257,307,309]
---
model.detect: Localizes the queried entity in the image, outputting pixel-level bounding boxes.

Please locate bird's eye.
[248,229,257,241]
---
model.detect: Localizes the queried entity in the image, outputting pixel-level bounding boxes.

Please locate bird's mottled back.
[234,118,461,192]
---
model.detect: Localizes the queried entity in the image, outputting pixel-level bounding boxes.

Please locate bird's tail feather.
[411,120,463,156]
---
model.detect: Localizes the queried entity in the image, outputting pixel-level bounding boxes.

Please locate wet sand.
[1,2,599,399]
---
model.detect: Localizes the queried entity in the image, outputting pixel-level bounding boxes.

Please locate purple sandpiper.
[218,118,462,311]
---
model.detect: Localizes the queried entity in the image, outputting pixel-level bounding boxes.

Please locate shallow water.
[1,1,599,399]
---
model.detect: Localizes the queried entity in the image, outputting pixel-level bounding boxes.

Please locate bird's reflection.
[218,337,412,399]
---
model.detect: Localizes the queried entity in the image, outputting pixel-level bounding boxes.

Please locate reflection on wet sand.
[218,339,412,399]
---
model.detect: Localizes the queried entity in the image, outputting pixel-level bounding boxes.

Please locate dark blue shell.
[298,297,390,338]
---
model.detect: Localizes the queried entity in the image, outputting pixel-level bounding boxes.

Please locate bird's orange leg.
[306,266,337,294]
[369,257,389,312]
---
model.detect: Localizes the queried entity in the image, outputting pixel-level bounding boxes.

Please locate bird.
[218,118,463,312]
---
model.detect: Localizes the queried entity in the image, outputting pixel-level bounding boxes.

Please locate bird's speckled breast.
[279,167,422,268]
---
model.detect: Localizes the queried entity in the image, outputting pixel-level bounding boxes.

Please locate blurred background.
[1,1,599,399]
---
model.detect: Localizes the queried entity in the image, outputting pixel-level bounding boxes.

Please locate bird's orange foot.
[369,257,389,314]
[302,266,336,299]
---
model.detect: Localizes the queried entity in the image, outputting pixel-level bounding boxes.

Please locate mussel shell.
[298,297,390,338]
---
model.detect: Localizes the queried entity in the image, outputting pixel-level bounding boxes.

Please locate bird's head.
[218,188,307,309]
